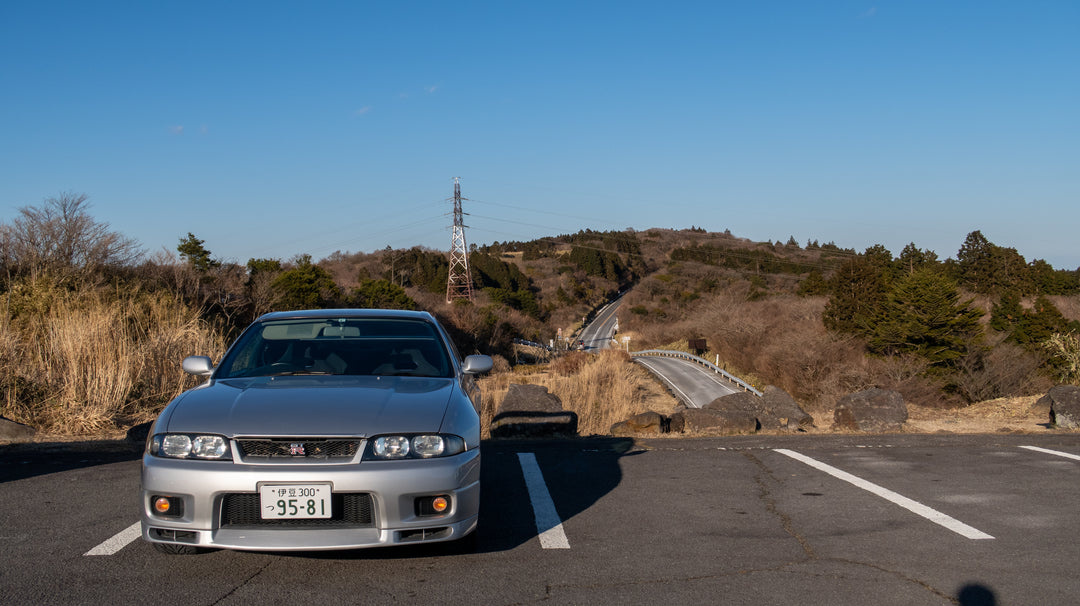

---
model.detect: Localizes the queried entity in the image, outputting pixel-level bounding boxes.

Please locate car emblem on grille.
[289,443,306,456]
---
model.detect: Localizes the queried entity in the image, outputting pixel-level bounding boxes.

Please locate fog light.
[152,495,183,517]
[417,495,451,516]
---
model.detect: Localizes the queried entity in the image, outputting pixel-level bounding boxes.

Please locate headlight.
[373,436,411,459]
[365,435,466,460]
[412,435,445,457]
[150,434,232,460]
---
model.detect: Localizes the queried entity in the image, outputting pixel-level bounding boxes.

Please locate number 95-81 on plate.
[259,483,332,519]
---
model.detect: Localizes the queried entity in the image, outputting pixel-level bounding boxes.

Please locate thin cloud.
[425,85,438,94]
[859,7,877,18]
[353,106,372,116]
[169,125,185,135]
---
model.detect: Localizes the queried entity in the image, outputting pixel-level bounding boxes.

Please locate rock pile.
[610,386,814,437]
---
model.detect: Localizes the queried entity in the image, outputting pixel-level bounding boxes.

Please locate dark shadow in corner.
[957,584,997,606]
[0,438,143,483]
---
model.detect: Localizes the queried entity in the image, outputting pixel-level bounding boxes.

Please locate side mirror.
[182,356,215,376]
[462,355,493,375]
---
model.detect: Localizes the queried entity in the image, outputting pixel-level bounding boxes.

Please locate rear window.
[216,318,452,379]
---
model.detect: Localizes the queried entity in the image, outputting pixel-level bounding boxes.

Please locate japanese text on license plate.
[259,484,332,519]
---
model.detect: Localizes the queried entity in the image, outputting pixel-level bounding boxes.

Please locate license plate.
[259,484,332,519]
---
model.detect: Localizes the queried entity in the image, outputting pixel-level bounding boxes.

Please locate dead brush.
[1,289,225,434]
[477,349,678,437]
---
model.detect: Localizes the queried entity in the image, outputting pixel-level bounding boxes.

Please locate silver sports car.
[140,309,492,554]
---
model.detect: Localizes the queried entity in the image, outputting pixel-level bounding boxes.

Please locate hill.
[2,194,1078,435]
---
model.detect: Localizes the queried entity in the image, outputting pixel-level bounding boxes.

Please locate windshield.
[215,317,453,379]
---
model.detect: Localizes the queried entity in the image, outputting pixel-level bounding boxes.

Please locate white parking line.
[85,522,141,556]
[517,453,570,549]
[774,449,994,540]
[1019,445,1080,461]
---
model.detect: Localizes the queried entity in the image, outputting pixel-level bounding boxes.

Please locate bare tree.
[5,192,143,282]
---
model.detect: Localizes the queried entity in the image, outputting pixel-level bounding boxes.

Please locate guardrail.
[631,350,762,397]
[512,338,552,351]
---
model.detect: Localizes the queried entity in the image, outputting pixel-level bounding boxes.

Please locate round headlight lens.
[412,435,446,458]
[160,434,192,458]
[373,436,410,459]
[192,435,228,459]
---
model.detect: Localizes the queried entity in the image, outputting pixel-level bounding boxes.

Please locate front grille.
[236,439,361,460]
[220,493,375,528]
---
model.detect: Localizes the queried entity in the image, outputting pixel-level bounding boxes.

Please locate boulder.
[1040,385,1080,430]
[832,388,907,432]
[0,416,36,441]
[491,384,578,438]
[670,408,758,436]
[704,392,761,416]
[761,386,815,431]
[703,388,814,432]
[610,411,667,437]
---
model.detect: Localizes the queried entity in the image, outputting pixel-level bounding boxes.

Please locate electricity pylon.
[445,177,474,303]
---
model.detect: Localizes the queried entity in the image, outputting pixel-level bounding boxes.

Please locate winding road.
[632,354,740,408]
[577,293,746,407]
[577,295,623,351]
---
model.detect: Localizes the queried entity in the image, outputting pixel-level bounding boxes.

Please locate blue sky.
[2,1,1077,269]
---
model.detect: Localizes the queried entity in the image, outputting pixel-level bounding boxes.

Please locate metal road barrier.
[631,350,763,397]
[513,338,552,351]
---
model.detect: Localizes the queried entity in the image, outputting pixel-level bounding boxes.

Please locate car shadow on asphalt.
[292,437,642,560]
[0,438,143,483]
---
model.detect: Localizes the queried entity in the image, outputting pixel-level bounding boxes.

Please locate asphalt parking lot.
[2,433,1078,605]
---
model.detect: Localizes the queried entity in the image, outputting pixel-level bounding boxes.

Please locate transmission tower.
[445,177,474,303]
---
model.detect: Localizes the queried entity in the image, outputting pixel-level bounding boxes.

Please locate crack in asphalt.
[211,560,274,605]
[531,564,961,604]
[640,444,899,452]
[744,451,817,560]
[740,450,960,605]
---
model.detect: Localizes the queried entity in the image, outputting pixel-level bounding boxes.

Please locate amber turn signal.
[431,496,449,513]
[151,495,183,517]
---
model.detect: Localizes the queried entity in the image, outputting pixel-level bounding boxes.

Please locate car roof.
[254,309,436,323]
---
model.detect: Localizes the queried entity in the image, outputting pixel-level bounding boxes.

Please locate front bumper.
[140,448,480,551]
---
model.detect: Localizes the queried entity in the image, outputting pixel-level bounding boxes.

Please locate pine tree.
[797,270,829,297]
[271,255,341,309]
[867,269,983,366]
[990,290,1023,333]
[177,233,219,272]
[350,279,417,310]
[955,230,1032,294]
[898,243,938,275]
[822,257,889,335]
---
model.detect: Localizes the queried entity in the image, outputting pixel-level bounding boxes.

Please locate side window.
[216,329,264,377]
[442,330,463,365]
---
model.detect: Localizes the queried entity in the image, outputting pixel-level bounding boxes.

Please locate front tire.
[152,542,203,555]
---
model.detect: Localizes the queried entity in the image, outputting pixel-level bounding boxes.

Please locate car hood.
[161,375,455,437]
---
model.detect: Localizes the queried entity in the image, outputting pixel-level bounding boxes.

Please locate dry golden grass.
[1,288,225,434]
[477,349,679,437]
[905,395,1048,434]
